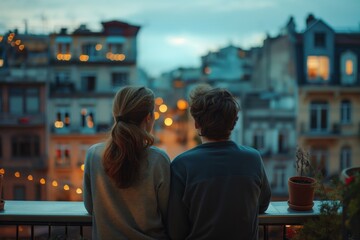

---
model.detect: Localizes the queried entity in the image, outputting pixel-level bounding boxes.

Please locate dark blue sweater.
[167,141,271,240]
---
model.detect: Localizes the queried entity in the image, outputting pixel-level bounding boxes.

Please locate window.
[108,43,123,54]
[311,148,328,177]
[314,32,326,48]
[307,56,329,81]
[82,43,98,58]
[54,107,71,129]
[78,144,91,166]
[57,43,70,54]
[11,135,40,158]
[310,101,328,132]
[81,107,95,129]
[340,147,351,170]
[112,72,129,88]
[9,88,40,114]
[55,72,71,85]
[55,144,71,167]
[253,130,265,151]
[13,185,26,200]
[341,51,357,85]
[278,132,288,153]
[340,100,351,124]
[81,74,96,92]
[271,165,286,190]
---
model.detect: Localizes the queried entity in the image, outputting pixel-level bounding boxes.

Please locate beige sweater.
[83,143,171,240]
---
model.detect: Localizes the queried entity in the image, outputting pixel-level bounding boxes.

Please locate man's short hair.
[189,84,240,140]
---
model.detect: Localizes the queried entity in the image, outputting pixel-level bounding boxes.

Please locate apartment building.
[296,14,360,178]
[47,20,142,200]
[0,31,49,200]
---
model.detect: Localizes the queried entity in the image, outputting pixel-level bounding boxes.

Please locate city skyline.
[1,0,360,77]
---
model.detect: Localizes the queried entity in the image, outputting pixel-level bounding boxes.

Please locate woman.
[83,86,170,239]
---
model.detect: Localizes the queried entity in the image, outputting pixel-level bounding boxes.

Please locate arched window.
[341,51,357,85]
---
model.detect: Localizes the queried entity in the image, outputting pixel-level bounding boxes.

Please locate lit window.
[346,60,353,75]
[307,56,329,81]
[81,108,95,129]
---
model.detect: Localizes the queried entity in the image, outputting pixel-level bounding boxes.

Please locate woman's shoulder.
[88,142,105,153]
[148,146,171,164]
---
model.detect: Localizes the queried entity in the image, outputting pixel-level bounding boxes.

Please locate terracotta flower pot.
[288,176,316,211]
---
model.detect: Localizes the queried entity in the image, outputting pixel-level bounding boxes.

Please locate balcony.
[0,200,328,240]
[0,113,46,126]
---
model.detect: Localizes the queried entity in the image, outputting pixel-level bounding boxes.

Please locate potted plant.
[288,147,316,211]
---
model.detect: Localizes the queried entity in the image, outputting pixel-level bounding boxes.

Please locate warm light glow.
[164,118,173,126]
[0,59,3,67]
[15,171,20,178]
[86,116,94,128]
[177,99,188,110]
[64,184,70,191]
[15,40,21,45]
[95,44,102,51]
[155,97,164,105]
[0,36,3,42]
[19,45,24,51]
[63,54,71,61]
[204,67,212,75]
[0,168,5,174]
[307,56,329,80]
[81,108,87,115]
[154,111,160,120]
[64,116,70,125]
[27,175,33,181]
[52,180,58,187]
[76,188,83,194]
[174,80,184,88]
[54,121,64,128]
[159,104,168,113]
[40,178,46,184]
[346,60,353,75]
[81,164,85,171]
[79,54,89,62]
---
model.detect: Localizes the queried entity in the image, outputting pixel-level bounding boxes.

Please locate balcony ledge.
[0,200,326,226]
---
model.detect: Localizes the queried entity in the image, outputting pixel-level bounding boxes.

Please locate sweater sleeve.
[258,160,271,214]
[167,160,190,240]
[83,146,93,214]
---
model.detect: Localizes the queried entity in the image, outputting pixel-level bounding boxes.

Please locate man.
[167,85,271,240]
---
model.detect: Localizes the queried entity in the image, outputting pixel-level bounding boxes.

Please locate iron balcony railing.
[0,200,328,240]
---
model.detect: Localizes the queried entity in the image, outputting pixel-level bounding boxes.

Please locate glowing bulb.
[81,164,85,171]
[164,118,173,126]
[154,111,160,120]
[64,184,70,191]
[40,178,46,184]
[159,104,168,113]
[177,99,188,110]
[155,97,163,105]
[15,172,20,178]
[95,44,102,51]
[52,180,58,187]
[0,168,5,174]
[76,188,83,194]
[27,175,33,181]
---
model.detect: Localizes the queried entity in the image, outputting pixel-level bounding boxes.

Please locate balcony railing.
[0,200,327,240]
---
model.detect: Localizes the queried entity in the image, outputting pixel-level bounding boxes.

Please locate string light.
[52,180,58,187]
[64,184,70,191]
[15,172,20,178]
[27,175,33,181]
[40,178,46,184]
[76,188,83,194]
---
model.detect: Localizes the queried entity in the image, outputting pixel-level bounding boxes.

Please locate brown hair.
[102,86,155,188]
[189,84,240,140]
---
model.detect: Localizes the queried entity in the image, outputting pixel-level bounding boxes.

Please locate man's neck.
[201,137,230,144]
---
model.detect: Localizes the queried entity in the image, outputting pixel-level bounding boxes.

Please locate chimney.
[306,14,316,27]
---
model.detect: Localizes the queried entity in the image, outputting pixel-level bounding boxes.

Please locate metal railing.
[0,200,325,240]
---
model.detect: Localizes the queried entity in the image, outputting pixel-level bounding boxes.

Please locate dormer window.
[307,56,329,81]
[314,32,326,48]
